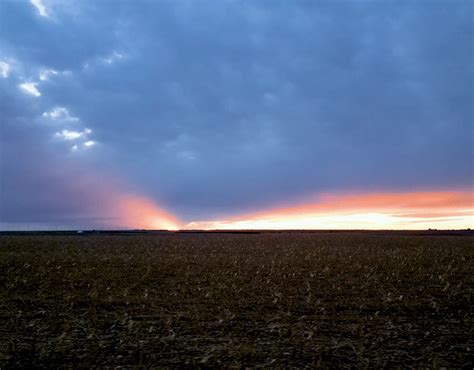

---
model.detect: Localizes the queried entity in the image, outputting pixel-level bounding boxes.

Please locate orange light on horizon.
[105,194,180,230]
[53,167,182,231]
[186,190,473,230]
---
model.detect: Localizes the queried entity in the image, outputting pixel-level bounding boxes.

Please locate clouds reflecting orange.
[63,170,180,230]
[106,194,179,230]
[186,191,473,230]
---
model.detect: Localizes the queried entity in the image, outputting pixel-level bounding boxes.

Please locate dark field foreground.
[1,232,473,368]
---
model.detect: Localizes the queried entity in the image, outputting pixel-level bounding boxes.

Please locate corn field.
[1,232,472,367]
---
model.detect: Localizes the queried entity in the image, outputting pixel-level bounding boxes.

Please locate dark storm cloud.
[0,0,472,225]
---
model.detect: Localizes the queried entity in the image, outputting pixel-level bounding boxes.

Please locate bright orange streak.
[75,171,180,230]
[187,190,473,230]
[251,191,473,217]
[110,195,180,230]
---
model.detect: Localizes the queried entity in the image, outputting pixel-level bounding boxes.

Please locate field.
[1,231,473,367]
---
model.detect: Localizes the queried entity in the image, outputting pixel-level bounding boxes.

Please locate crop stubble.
[0,232,472,367]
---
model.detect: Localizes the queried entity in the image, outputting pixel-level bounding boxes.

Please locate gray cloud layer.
[1,0,472,226]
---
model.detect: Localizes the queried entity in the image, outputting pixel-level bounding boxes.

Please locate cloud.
[39,68,58,81]
[43,106,79,122]
[0,0,472,228]
[0,61,10,78]
[55,128,91,140]
[71,141,96,152]
[30,0,48,17]
[100,51,125,65]
[19,82,41,96]
[40,68,71,81]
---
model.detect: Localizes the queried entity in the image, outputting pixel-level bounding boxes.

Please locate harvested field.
[0,232,473,367]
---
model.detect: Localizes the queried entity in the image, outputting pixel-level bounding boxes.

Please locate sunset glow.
[108,195,179,230]
[1,1,472,233]
[186,191,473,230]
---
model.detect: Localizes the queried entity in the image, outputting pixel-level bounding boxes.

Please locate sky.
[0,0,473,230]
